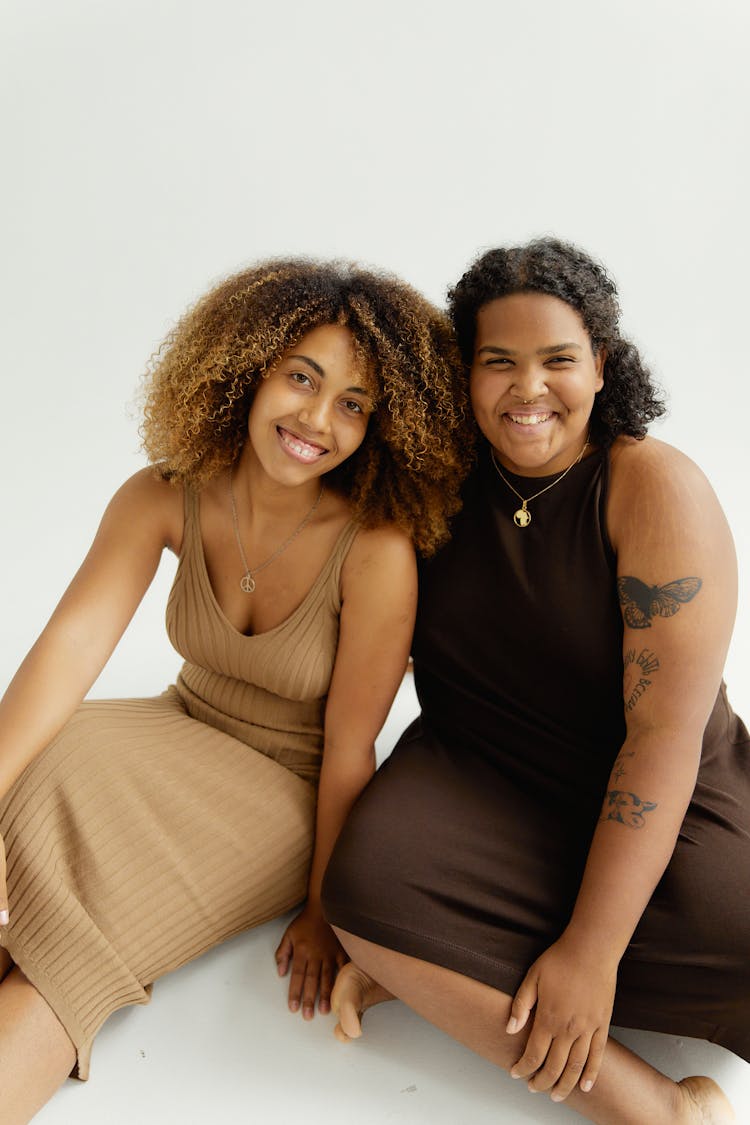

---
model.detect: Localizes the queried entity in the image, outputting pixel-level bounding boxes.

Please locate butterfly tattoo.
[617,576,702,629]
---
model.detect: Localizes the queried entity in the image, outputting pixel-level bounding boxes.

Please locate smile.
[277,426,328,462]
[505,411,554,426]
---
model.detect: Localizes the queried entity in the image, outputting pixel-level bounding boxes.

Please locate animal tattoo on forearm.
[602,789,658,829]
[617,575,702,629]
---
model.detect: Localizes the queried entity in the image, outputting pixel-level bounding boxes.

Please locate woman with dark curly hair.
[0,258,471,1121]
[324,239,748,1123]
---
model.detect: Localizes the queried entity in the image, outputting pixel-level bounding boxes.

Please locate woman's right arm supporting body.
[0,468,182,920]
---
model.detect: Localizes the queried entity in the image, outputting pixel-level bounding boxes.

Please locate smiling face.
[245,322,374,488]
[470,292,605,477]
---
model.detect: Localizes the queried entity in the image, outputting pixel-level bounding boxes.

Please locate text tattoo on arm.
[617,576,702,629]
[623,647,660,713]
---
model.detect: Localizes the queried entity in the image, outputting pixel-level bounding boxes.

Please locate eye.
[341,398,364,414]
[546,356,576,366]
[485,357,513,367]
[289,371,313,387]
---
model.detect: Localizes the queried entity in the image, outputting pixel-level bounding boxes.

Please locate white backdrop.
[2,0,748,705]
[1,3,749,1120]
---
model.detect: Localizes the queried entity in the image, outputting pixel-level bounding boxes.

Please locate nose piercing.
[521,398,536,404]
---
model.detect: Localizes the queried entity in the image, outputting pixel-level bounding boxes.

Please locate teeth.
[279,428,325,459]
[507,412,552,426]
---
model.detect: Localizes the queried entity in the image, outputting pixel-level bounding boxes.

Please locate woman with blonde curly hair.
[0,258,471,1123]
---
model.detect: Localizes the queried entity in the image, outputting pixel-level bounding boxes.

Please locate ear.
[594,347,607,392]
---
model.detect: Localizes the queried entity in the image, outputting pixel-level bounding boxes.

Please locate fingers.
[274,933,292,977]
[510,1027,553,1082]
[506,971,537,1035]
[513,1027,607,1103]
[317,960,334,1016]
[527,1036,588,1099]
[576,1026,607,1095]
[287,957,319,1018]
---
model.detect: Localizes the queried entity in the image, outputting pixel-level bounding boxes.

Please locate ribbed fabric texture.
[0,488,359,1078]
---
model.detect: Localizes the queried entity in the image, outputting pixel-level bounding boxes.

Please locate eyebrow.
[477,342,583,357]
[288,354,372,396]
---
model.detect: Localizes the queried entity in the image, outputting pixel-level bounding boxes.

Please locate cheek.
[347,414,370,453]
[469,372,491,416]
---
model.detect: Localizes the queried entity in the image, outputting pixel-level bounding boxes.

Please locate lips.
[277,426,328,462]
[505,411,554,426]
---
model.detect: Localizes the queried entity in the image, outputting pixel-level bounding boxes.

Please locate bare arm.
[568,440,735,959]
[275,524,417,1016]
[0,468,183,800]
[509,438,737,1100]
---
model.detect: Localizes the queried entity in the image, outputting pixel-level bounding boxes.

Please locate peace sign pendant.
[240,573,256,593]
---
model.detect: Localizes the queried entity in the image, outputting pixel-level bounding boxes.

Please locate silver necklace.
[490,438,589,529]
[229,474,324,593]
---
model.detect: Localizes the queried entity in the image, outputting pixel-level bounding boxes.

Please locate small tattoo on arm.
[618,576,702,629]
[602,790,658,829]
[611,749,635,784]
[623,647,660,713]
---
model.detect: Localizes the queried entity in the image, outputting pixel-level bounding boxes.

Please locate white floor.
[33,678,749,1125]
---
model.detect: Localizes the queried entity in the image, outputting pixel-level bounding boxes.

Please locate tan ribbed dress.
[0,488,359,1078]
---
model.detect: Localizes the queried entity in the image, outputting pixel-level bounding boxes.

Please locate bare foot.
[677,1077,736,1124]
[330,962,393,1043]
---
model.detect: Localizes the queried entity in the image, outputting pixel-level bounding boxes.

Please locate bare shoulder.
[607,436,732,557]
[610,435,709,494]
[105,467,185,554]
[344,523,416,569]
[341,523,417,598]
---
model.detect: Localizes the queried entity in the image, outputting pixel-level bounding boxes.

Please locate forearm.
[0,623,111,797]
[305,745,376,907]
[564,729,701,961]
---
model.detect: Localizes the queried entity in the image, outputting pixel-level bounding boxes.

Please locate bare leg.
[0,967,76,1125]
[333,929,735,1125]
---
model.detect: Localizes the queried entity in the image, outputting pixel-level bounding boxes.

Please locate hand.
[506,933,617,1102]
[274,904,348,1019]
[0,833,8,927]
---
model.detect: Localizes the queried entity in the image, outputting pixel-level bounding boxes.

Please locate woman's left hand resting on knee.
[506,931,616,1102]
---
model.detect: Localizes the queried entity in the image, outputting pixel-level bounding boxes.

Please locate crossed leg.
[332,929,735,1125]
[0,950,76,1125]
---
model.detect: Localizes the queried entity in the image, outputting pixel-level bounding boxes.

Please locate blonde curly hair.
[141,259,473,555]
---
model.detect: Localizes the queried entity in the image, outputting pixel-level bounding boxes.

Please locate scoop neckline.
[186,489,355,640]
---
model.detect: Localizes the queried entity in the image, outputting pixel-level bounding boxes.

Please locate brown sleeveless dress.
[323,446,750,1064]
[0,488,359,1078]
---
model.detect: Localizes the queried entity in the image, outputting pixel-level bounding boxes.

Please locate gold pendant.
[240,573,256,593]
[513,506,531,528]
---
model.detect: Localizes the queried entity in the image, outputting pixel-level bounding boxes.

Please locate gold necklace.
[229,474,324,593]
[490,438,589,529]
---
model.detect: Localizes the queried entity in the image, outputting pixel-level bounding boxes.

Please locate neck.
[233,444,323,520]
[488,436,592,479]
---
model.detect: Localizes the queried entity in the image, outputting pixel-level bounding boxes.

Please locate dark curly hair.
[447,238,666,447]
[141,258,473,555]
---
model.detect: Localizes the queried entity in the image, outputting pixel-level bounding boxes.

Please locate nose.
[297,395,333,433]
[511,363,548,401]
